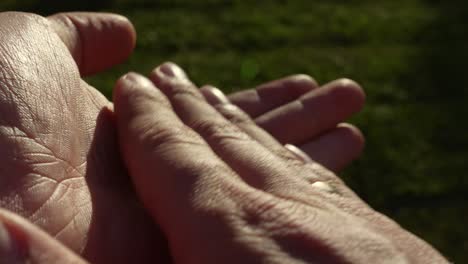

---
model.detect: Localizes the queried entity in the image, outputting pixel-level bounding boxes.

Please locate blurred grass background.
[1,0,467,262]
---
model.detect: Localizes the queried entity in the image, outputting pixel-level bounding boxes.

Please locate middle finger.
[149,62,310,193]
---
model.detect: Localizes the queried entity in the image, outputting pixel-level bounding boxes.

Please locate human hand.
[226,75,365,172]
[0,11,364,263]
[0,11,168,263]
[0,70,364,264]
[113,63,447,263]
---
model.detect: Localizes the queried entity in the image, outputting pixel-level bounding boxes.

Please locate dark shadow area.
[83,108,171,263]
[378,1,468,262]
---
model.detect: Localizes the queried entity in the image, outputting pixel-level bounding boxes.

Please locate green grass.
[2,0,467,262]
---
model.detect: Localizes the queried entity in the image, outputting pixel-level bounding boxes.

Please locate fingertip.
[105,13,137,58]
[299,123,365,172]
[49,12,137,76]
[289,74,319,91]
[121,72,150,85]
[118,72,155,90]
[113,72,155,113]
[150,61,188,82]
[114,72,142,97]
[317,78,366,115]
[0,209,85,263]
[336,123,365,159]
[335,79,366,111]
[87,13,137,54]
[0,210,28,262]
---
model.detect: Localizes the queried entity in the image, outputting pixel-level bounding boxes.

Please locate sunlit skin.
[113,63,448,263]
[0,12,366,263]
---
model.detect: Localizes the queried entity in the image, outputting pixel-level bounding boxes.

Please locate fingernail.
[203,86,230,105]
[121,72,152,86]
[158,62,187,80]
[285,144,312,163]
[0,221,25,263]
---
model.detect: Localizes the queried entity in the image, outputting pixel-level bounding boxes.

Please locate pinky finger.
[299,123,365,172]
[0,209,87,264]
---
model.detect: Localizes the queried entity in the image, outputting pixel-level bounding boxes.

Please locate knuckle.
[155,76,205,101]
[172,159,224,186]
[342,228,409,262]
[136,123,203,153]
[309,164,342,183]
[187,164,238,207]
[277,150,306,165]
[191,119,250,143]
[214,104,253,126]
[172,83,204,100]
[240,192,312,233]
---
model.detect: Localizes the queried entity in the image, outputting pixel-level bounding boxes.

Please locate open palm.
[0,12,365,263]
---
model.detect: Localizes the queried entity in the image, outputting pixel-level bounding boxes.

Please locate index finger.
[113,72,245,236]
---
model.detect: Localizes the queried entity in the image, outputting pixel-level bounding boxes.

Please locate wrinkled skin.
[0,12,165,263]
[0,12,366,263]
[113,63,448,264]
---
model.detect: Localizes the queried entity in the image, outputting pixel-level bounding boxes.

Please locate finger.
[48,12,136,76]
[300,123,365,172]
[114,72,341,263]
[150,62,309,192]
[227,74,318,117]
[113,72,246,236]
[204,86,364,172]
[255,78,366,145]
[0,209,87,263]
[201,85,302,163]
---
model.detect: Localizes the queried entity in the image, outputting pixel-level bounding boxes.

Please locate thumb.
[48,12,136,76]
[0,209,87,264]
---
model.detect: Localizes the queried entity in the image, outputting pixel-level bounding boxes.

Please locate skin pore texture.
[0,11,367,263]
[0,11,167,263]
[113,63,448,263]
